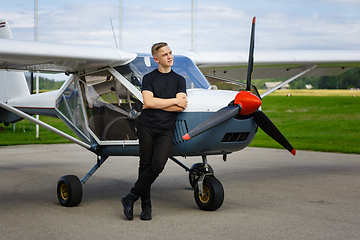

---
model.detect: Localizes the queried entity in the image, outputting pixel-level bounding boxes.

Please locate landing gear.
[57,175,83,207]
[57,155,108,207]
[57,155,225,210]
[170,155,225,211]
[188,162,214,188]
[194,175,224,211]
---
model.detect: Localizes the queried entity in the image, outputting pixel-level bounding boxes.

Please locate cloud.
[323,0,360,6]
[2,0,360,53]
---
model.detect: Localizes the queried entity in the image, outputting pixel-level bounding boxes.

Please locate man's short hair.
[151,42,168,57]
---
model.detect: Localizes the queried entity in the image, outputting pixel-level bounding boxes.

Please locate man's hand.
[175,93,187,110]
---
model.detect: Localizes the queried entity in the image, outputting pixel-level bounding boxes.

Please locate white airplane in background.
[1,17,359,210]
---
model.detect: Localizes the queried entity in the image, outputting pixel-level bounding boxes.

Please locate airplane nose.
[181,90,261,141]
[234,91,262,116]
[182,17,295,156]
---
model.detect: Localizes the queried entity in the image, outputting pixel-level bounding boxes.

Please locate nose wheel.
[188,158,224,211]
[194,175,224,211]
[170,155,225,211]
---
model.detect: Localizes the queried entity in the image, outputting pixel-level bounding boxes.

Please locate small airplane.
[1,17,360,210]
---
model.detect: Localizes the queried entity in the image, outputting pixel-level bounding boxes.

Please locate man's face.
[154,45,173,68]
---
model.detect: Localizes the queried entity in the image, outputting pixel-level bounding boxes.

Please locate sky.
[1,0,360,80]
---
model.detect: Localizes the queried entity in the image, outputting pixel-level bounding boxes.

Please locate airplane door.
[77,69,142,145]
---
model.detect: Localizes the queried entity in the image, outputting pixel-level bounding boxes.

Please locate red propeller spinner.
[234,91,262,116]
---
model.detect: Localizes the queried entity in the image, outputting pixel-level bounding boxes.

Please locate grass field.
[0,90,359,154]
[250,93,360,154]
[0,116,77,145]
[258,89,360,97]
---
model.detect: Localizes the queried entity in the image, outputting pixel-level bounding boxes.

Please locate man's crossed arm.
[142,90,187,112]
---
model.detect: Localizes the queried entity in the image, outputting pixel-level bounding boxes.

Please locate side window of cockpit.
[114,64,142,90]
[80,74,141,142]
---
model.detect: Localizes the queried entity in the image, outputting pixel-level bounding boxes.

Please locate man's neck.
[158,66,171,73]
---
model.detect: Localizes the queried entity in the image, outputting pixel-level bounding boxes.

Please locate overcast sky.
[1,0,360,80]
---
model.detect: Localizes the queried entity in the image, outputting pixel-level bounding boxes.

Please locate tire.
[188,163,214,189]
[57,175,83,207]
[194,176,224,211]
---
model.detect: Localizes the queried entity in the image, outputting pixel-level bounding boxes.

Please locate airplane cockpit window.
[115,54,211,90]
[55,78,89,141]
[79,73,142,142]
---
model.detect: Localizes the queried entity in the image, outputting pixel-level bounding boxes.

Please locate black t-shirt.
[139,69,186,129]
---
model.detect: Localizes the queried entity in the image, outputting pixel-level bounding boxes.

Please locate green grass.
[0,116,77,146]
[0,93,359,154]
[249,95,360,154]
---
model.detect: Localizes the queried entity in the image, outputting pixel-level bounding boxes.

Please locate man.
[121,42,187,220]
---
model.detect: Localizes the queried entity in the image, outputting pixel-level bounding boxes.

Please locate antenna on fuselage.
[110,19,118,48]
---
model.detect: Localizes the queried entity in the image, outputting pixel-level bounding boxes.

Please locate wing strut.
[107,67,143,102]
[0,101,91,149]
[260,65,317,98]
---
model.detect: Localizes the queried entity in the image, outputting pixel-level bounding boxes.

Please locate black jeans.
[131,124,173,200]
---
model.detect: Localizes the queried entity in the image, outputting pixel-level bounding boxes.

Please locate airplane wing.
[183,50,360,81]
[0,38,137,73]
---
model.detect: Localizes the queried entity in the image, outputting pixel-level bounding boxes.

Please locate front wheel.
[57,175,83,207]
[189,163,214,189]
[194,176,224,211]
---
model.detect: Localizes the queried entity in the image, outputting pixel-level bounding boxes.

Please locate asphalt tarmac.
[0,144,359,239]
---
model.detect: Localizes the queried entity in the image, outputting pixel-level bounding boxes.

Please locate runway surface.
[0,144,359,239]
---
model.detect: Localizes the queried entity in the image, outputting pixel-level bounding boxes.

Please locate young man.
[121,42,187,220]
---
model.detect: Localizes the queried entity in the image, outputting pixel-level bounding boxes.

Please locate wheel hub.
[198,186,210,203]
[60,183,68,200]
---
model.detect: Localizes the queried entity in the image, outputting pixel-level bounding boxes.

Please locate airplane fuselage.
[4,54,259,157]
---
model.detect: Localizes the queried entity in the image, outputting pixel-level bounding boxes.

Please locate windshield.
[114,54,211,90]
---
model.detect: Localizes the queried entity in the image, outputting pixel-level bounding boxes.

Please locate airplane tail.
[0,19,31,124]
[0,19,13,39]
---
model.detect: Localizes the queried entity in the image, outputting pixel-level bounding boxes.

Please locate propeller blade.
[246,17,256,91]
[182,105,240,140]
[252,110,296,156]
[182,91,262,141]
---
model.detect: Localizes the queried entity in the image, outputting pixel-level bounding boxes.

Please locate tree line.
[33,77,64,91]
[25,73,65,92]
[28,67,360,91]
[290,67,360,89]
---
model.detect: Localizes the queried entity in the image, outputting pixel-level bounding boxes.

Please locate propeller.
[182,17,296,156]
[252,110,296,155]
[246,16,256,91]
